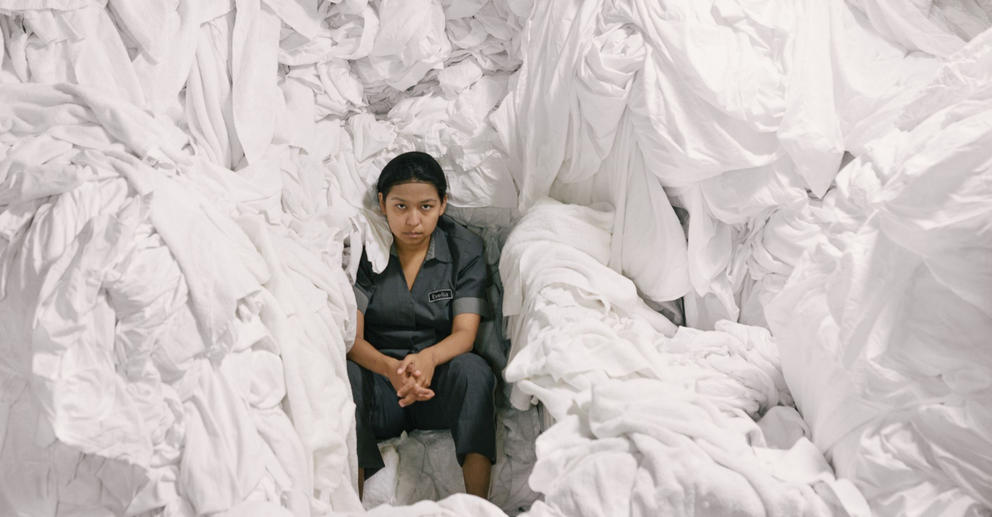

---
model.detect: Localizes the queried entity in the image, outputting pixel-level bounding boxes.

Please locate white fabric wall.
[0,1,990,516]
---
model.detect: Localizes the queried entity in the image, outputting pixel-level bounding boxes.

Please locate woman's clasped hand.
[392,351,437,406]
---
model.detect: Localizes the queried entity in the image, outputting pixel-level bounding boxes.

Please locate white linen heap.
[845,0,992,57]
[500,199,868,517]
[0,78,368,515]
[491,0,958,328]
[2,0,991,515]
[765,30,992,517]
[0,82,320,515]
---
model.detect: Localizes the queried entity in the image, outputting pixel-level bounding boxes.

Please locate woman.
[347,151,496,499]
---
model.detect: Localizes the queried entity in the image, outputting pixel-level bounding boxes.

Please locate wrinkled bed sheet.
[500,199,868,517]
[0,82,362,515]
[1,0,991,516]
[765,30,992,517]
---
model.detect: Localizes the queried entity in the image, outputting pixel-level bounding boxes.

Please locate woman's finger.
[395,376,418,397]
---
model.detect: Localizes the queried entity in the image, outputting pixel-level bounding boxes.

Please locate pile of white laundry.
[0,82,362,515]
[499,199,867,517]
[491,0,987,329]
[1,0,991,516]
[766,30,992,516]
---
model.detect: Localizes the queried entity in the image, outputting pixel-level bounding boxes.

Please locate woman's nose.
[406,212,421,226]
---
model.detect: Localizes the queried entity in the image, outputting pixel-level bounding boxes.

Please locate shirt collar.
[389,223,452,263]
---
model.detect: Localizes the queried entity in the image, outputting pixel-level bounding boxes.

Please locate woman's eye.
[395,203,406,209]
[421,204,433,210]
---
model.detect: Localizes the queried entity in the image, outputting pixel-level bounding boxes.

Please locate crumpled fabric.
[3,0,992,515]
[329,493,506,517]
[499,200,869,517]
[492,0,949,328]
[2,0,378,510]
[355,0,451,91]
[766,30,992,517]
[0,79,324,516]
[846,0,970,57]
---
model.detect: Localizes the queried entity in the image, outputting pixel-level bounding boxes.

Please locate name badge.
[428,289,453,303]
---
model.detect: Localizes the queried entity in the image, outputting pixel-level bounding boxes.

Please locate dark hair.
[377,151,447,199]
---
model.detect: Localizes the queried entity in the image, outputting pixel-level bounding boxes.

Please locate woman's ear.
[439,194,448,215]
[378,192,386,213]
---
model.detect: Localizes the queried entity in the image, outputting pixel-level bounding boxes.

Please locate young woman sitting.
[347,151,496,500]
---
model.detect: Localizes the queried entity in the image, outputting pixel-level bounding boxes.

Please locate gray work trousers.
[347,352,496,477]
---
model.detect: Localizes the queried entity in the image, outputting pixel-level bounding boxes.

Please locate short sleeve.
[353,250,375,314]
[452,244,490,318]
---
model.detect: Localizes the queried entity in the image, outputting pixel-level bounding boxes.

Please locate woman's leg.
[408,353,497,498]
[347,360,407,497]
[462,453,492,498]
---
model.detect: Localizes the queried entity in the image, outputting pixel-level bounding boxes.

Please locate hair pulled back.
[377,151,448,199]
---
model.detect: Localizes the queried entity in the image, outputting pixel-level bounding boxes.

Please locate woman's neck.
[395,236,430,291]
[395,238,429,261]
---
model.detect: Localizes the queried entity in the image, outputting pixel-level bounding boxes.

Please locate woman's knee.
[447,353,496,393]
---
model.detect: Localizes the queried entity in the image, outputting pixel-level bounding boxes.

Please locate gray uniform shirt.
[354,216,489,356]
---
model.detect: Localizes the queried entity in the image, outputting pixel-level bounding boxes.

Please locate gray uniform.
[348,216,496,475]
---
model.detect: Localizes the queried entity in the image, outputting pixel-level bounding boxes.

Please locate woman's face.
[379,181,447,250]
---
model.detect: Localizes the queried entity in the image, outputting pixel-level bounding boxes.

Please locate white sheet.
[0,80,348,516]
[492,0,952,328]
[500,200,868,517]
[766,30,992,516]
